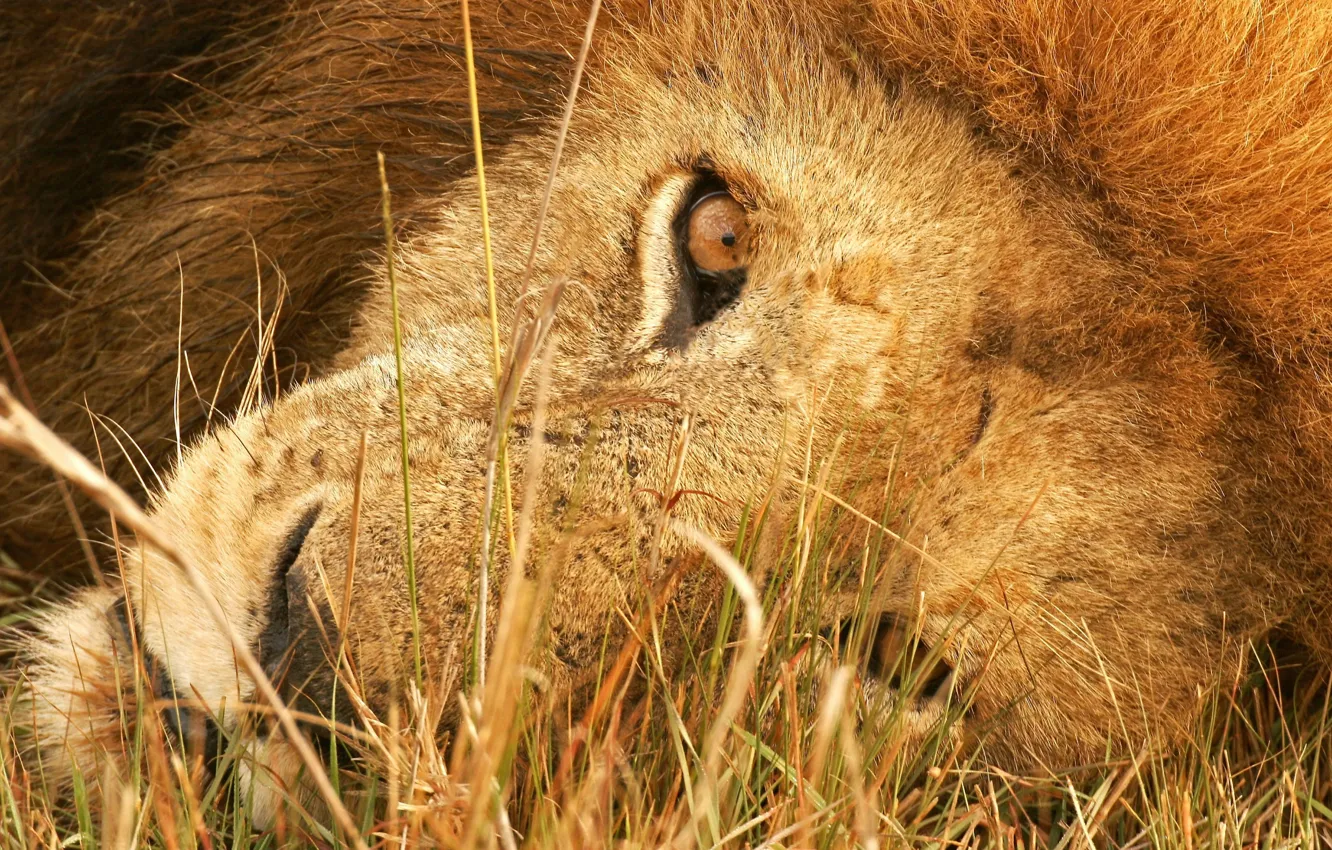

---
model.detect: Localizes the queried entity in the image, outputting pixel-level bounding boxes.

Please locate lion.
[5,0,1332,823]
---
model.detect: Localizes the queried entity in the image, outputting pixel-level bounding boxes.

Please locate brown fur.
[5,0,1331,807]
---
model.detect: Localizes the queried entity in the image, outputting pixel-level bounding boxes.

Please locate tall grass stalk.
[463,0,601,697]
[377,151,423,693]
[459,0,516,691]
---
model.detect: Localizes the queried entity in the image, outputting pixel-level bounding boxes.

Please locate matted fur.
[4,0,1331,805]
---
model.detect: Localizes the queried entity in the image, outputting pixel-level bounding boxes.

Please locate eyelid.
[689,188,733,211]
[675,175,739,249]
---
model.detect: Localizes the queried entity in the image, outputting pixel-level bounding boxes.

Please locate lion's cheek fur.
[871,361,1260,765]
[109,339,796,734]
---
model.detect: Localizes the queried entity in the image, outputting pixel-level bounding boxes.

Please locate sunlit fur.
[6,0,1331,814]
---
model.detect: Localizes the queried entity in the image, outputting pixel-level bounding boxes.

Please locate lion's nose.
[254,506,341,718]
[832,614,954,705]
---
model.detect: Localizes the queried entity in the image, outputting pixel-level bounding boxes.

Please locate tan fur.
[5,0,1331,808]
[13,587,134,780]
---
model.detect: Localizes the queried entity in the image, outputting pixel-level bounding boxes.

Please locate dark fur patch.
[256,505,322,680]
[972,386,994,445]
[254,505,348,725]
[966,319,1015,362]
[1,2,287,293]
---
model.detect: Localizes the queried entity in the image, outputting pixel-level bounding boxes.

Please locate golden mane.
[863,0,1332,643]
[871,0,1332,364]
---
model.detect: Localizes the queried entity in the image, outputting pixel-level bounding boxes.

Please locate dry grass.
[1,379,1330,848]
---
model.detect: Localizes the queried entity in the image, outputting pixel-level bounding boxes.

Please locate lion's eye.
[685,190,750,273]
[652,174,751,348]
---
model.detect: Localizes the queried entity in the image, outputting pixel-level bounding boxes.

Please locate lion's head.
[10,0,1332,810]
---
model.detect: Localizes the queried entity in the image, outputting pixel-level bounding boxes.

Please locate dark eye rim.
[657,172,750,349]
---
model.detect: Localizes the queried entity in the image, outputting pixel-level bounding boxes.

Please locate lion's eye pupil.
[686,191,750,273]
